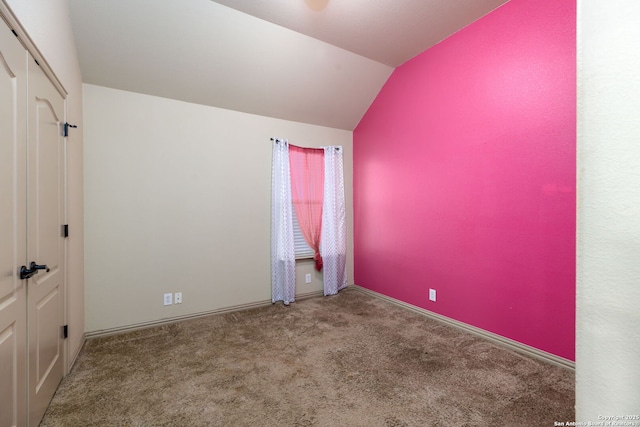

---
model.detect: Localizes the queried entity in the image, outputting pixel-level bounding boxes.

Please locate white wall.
[576,0,640,419]
[83,84,354,333]
[3,0,84,369]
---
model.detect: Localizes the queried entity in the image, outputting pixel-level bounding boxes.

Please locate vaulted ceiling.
[68,0,509,130]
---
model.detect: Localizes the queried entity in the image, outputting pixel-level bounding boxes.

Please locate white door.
[26,55,66,426]
[0,21,28,427]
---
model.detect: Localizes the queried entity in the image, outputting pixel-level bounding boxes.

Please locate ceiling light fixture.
[304,0,329,12]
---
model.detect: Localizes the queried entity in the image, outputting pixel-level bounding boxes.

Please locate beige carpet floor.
[41,288,574,426]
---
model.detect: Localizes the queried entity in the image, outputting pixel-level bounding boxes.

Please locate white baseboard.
[296,289,325,300]
[67,333,86,371]
[352,285,575,371]
[85,290,325,340]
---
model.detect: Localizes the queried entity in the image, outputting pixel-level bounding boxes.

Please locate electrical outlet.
[163,293,173,306]
[305,273,311,284]
[429,289,436,302]
[175,292,182,304]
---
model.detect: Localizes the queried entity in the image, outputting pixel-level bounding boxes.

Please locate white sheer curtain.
[271,139,296,304]
[321,146,348,295]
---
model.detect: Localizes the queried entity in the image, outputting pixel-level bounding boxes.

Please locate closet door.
[26,55,66,426]
[0,21,28,427]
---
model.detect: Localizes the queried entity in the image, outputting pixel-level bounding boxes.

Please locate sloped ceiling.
[68,0,509,130]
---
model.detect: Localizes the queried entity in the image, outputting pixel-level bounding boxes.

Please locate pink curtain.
[289,145,325,271]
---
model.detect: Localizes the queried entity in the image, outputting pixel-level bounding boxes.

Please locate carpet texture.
[41,288,574,426]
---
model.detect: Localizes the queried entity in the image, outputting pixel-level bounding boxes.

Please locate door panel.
[0,22,27,427]
[27,54,65,427]
[35,288,61,390]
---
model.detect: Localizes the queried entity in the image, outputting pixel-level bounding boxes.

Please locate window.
[292,205,314,259]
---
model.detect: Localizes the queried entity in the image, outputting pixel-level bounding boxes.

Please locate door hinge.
[63,122,78,137]
[63,224,69,238]
[62,325,68,339]
[11,29,18,38]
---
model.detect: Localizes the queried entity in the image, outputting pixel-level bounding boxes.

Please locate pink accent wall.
[354,0,576,360]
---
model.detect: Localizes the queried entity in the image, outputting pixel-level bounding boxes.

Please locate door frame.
[0,2,67,97]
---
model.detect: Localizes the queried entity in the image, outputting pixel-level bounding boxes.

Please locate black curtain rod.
[270,138,340,150]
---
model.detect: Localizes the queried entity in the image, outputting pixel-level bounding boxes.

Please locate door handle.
[19,261,50,280]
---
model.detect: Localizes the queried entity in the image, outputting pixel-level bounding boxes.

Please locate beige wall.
[83,84,353,333]
[3,0,85,369]
[576,0,640,419]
